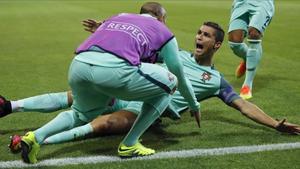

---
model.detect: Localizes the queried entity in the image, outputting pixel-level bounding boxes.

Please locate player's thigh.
[228,29,245,43]
[249,7,274,35]
[123,63,177,101]
[68,59,112,121]
[228,2,249,33]
[228,14,249,37]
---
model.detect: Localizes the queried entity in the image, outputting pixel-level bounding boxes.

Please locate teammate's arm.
[161,38,200,127]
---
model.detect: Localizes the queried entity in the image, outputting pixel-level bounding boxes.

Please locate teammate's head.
[194,21,224,64]
[140,2,167,23]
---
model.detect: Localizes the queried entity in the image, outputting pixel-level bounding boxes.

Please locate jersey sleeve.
[161,38,200,111]
[217,77,240,105]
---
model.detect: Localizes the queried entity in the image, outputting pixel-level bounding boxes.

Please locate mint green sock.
[43,123,93,144]
[122,95,170,146]
[16,92,69,113]
[34,110,84,144]
[243,40,262,89]
[229,41,249,60]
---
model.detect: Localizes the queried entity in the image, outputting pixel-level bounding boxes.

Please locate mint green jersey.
[120,50,240,119]
[163,50,239,119]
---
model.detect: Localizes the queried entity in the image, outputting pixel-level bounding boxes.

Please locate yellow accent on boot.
[21,131,40,164]
[118,141,155,158]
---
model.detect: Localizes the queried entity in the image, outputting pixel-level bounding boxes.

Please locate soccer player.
[11,2,201,163]
[4,21,300,155]
[228,0,275,99]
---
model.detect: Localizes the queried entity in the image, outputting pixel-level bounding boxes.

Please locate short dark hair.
[140,2,165,18]
[203,21,224,43]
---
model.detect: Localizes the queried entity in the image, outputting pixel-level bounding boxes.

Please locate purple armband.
[218,86,240,105]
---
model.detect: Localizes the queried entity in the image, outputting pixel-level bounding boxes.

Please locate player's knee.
[248,27,261,40]
[57,111,75,129]
[58,111,73,119]
[101,119,114,131]
[228,30,244,43]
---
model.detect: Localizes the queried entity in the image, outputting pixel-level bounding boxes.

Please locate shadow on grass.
[203,110,272,133]
[0,128,37,135]
[227,74,287,94]
[39,124,201,160]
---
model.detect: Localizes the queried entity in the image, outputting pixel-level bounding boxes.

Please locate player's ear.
[158,16,166,24]
[214,41,222,50]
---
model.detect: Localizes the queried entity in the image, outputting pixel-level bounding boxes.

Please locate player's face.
[194,25,217,58]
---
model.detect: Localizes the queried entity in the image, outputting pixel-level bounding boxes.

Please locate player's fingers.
[86,19,97,22]
[85,19,96,23]
[82,20,92,24]
[279,119,286,125]
[82,20,96,26]
[82,22,92,28]
[194,111,200,128]
[288,126,300,135]
[294,127,300,134]
[84,28,94,33]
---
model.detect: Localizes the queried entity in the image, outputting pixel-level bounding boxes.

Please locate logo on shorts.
[201,72,211,83]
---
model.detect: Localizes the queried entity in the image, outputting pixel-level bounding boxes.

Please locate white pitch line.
[1,142,300,168]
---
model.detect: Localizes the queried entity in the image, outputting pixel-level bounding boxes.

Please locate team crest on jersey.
[201,72,211,83]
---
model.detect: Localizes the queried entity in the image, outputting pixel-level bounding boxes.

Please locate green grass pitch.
[0,0,300,168]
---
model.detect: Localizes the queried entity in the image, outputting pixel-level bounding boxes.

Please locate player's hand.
[275,119,300,135]
[82,19,102,33]
[190,110,201,128]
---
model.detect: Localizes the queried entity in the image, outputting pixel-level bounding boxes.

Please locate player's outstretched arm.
[230,98,300,135]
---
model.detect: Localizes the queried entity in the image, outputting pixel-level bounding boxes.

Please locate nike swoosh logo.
[118,146,131,151]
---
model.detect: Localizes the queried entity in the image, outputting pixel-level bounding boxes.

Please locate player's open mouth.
[196,43,203,49]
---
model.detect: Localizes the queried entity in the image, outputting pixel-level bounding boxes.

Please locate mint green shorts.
[112,100,181,120]
[68,52,177,122]
[228,0,275,34]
